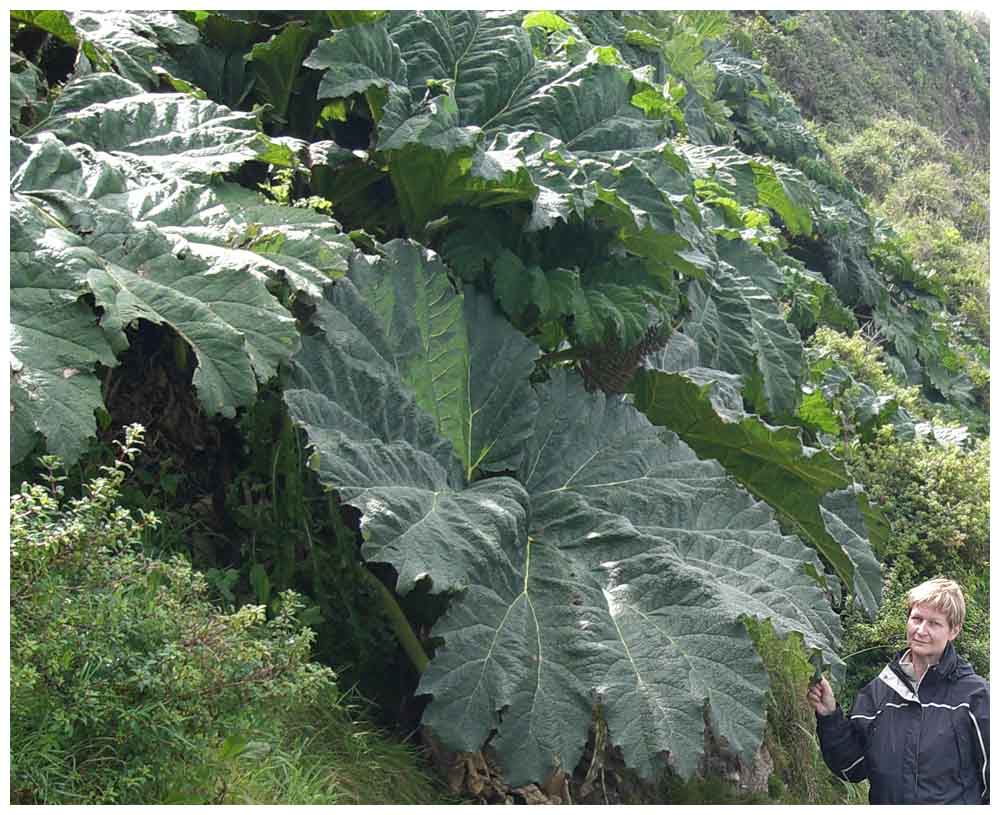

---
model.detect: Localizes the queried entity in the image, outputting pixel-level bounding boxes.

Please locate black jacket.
[816,643,989,804]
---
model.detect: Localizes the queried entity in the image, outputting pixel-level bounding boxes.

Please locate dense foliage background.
[9,9,988,805]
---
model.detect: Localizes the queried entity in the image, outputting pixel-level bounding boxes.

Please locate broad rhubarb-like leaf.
[247,22,314,124]
[345,240,539,478]
[631,345,882,618]
[13,135,352,299]
[421,369,843,784]
[10,196,118,464]
[283,264,843,787]
[684,261,803,417]
[283,276,531,595]
[10,55,46,136]
[64,10,199,88]
[819,487,884,618]
[32,191,299,416]
[679,143,815,236]
[40,73,298,179]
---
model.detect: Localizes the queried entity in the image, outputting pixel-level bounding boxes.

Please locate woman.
[807,577,989,804]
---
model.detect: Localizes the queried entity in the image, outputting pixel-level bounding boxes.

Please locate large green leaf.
[283,278,532,595]
[9,196,118,464]
[307,17,405,97]
[12,136,352,299]
[454,133,710,286]
[30,190,299,418]
[15,11,201,93]
[379,98,486,232]
[486,60,662,149]
[10,55,47,136]
[386,10,541,129]
[186,10,269,53]
[715,236,785,298]
[247,22,315,124]
[420,370,843,784]
[684,261,803,417]
[346,242,470,462]
[462,290,540,475]
[65,11,199,88]
[679,144,816,236]
[167,42,256,109]
[40,73,297,179]
[490,247,674,348]
[819,488,883,618]
[813,187,884,307]
[345,240,538,479]
[630,360,881,618]
[146,181,353,298]
[282,265,843,784]
[305,13,544,229]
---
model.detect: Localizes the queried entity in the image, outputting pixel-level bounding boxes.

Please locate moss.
[745,619,852,804]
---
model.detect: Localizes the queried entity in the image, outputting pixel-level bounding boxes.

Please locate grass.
[164,699,458,804]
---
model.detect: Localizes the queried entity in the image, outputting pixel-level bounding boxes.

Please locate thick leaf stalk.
[357,567,429,675]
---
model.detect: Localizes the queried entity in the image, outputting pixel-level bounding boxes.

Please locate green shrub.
[806,326,924,415]
[829,116,957,202]
[852,431,988,573]
[10,426,447,805]
[833,114,987,237]
[836,431,989,707]
[881,162,962,224]
[890,216,989,346]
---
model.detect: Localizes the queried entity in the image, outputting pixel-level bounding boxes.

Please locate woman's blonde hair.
[906,577,966,630]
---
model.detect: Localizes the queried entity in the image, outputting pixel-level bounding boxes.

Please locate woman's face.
[906,603,960,664]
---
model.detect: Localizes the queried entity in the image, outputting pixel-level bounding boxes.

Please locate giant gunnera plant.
[11,9,981,792]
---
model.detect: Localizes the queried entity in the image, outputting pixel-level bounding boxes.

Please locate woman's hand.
[807,677,837,716]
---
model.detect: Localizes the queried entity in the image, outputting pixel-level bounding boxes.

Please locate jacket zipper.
[885,658,922,800]
[913,666,934,798]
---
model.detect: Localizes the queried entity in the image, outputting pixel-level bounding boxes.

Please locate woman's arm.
[809,677,871,783]
[968,683,989,803]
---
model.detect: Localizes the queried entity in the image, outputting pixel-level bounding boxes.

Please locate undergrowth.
[10,425,450,805]
[745,619,865,805]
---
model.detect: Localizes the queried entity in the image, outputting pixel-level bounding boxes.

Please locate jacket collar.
[879,642,963,701]
[879,660,920,702]
[892,641,960,673]
[930,641,960,676]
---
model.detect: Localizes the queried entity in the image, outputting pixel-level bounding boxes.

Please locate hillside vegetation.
[744,11,989,152]
[739,4,990,758]
[9,9,988,804]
